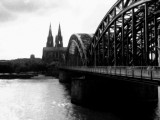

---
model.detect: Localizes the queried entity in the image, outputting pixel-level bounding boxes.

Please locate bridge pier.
[71,76,116,109]
[71,75,158,110]
[59,71,71,83]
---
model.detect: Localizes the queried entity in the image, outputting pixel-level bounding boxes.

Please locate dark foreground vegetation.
[0,58,47,74]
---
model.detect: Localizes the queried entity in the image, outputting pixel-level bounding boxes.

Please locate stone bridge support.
[71,74,158,110]
[59,71,71,83]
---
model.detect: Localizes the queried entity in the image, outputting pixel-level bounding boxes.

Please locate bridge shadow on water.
[109,98,158,120]
[61,76,159,120]
[96,80,158,120]
[90,89,158,120]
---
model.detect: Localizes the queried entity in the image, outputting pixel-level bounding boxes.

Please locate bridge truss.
[62,0,160,83]
[88,0,160,66]
[65,34,93,66]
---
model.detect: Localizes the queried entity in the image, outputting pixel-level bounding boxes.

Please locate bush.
[0,58,47,73]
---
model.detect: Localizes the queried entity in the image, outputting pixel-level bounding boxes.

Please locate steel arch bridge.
[60,0,160,101]
[65,34,93,66]
[66,0,160,67]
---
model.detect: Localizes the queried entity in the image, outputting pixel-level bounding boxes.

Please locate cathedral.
[42,24,67,64]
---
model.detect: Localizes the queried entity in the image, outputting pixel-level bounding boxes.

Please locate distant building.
[30,54,35,59]
[42,23,67,64]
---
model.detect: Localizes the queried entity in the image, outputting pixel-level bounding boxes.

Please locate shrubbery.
[0,58,47,73]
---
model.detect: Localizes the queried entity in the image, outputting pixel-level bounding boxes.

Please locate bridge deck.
[60,66,160,85]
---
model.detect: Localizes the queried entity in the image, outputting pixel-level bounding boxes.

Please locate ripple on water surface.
[0,75,157,120]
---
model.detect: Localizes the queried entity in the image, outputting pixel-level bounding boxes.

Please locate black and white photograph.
[0,0,159,120]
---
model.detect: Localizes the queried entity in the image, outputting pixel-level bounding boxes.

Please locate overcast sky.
[0,0,117,60]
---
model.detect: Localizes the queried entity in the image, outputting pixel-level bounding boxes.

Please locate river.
[0,75,159,120]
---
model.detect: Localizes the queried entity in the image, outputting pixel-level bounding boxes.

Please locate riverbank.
[0,73,38,79]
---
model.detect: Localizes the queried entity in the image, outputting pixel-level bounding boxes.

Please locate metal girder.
[89,0,160,66]
[66,34,93,66]
[93,0,151,48]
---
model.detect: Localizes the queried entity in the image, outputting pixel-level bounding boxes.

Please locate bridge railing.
[59,66,160,80]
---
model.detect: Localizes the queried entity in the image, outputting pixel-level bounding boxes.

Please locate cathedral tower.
[43,23,67,64]
[46,24,54,47]
[55,24,63,47]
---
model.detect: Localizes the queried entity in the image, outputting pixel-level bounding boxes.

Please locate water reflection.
[0,76,158,120]
[0,76,116,120]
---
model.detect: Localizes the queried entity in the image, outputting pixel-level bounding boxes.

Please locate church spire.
[46,23,54,47]
[58,23,61,36]
[55,23,63,47]
[49,23,52,37]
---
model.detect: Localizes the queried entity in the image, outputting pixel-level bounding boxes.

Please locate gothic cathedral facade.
[42,24,67,64]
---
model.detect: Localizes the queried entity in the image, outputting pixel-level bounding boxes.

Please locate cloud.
[0,0,68,13]
[0,0,68,23]
[0,3,16,22]
[0,0,45,13]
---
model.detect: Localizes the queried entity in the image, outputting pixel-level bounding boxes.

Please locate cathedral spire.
[49,23,52,37]
[58,23,61,36]
[46,23,54,47]
[55,23,63,47]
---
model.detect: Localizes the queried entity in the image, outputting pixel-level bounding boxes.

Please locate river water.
[0,75,159,120]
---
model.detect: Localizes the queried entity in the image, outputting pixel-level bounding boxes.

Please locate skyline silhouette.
[0,0,116,60]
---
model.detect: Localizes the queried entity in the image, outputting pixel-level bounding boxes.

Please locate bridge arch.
[89,0,160,66]
[65,34,93,66]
